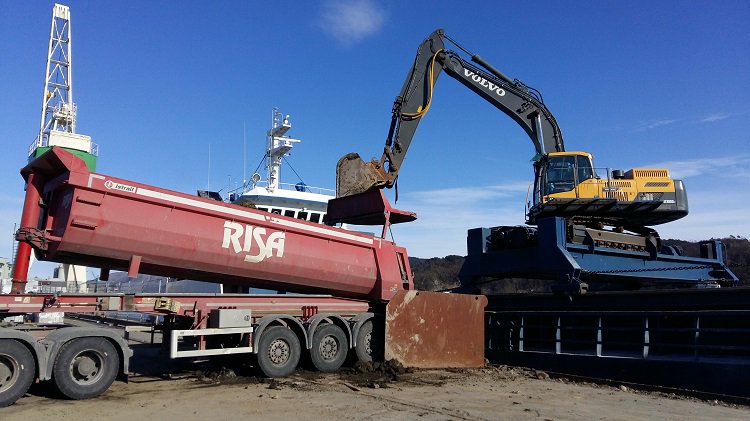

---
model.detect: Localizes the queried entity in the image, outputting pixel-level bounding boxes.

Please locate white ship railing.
[236,180,335,197]
[28,134,100,157]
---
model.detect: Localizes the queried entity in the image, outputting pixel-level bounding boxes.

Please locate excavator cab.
[540,152,597,196]
[531,151,689,227]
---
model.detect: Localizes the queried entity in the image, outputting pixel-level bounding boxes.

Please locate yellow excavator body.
[533,151,687,227]
[542,152,677,203]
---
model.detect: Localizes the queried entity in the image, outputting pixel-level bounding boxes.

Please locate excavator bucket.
[335,153,388,198]
[385,290,488,368]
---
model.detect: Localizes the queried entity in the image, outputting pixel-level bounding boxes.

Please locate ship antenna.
[243,121,247,189]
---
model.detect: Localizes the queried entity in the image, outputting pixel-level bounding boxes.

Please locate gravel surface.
[2,342,748,421]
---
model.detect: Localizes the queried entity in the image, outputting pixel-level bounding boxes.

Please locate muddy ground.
[2,339,748,421]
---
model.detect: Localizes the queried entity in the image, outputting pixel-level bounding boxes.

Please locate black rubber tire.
[354,320,384,363]
[52,337,119,400]
[309,324,348,372]
[256,326,301,378]
[0,340,35,408]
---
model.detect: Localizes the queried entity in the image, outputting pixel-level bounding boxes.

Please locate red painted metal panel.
[16,148,413,301]
[385,290,488,368]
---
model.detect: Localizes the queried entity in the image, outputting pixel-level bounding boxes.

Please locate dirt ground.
[2,340,748,421]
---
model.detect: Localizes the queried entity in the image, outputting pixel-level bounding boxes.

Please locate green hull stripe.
[31,147,98,171]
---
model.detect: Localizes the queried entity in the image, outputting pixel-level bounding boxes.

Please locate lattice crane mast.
[29,3,98,171]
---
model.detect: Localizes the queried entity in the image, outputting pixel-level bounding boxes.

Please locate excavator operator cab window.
[575,154,595,182]
[543,154,596,196]
[544,155,576,194]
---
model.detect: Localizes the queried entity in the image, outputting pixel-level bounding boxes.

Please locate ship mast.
[265,108,300,192]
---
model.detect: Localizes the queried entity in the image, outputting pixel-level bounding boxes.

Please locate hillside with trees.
[410,237,749,292]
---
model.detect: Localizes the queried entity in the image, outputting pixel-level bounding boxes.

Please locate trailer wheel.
[52,337,119,400]
[0,340,35,408]
[310,324,348,372]
[354,320,383,363]
[256,326,300,378]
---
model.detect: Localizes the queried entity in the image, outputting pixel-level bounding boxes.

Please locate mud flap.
[384,290,487,368]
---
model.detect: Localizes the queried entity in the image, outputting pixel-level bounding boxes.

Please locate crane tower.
[28,3,98,171]
[21,3,93,292]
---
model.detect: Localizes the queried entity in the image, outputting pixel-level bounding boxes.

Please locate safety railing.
[27,134,100,157]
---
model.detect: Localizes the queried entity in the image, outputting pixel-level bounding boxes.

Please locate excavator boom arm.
[336,28,564,197]
[437,52,564,155]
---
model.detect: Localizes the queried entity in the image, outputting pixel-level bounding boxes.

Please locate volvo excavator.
[336,29,688,233]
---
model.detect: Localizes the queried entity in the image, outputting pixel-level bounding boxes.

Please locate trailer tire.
[310,324,348,372]
[52,337,119,400]
[256,326,301,378]
[0,340,35,408]
[354,320,383,363]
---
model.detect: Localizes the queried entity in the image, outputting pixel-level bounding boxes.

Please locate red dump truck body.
[2,147,486,408]
[15,148,411,301]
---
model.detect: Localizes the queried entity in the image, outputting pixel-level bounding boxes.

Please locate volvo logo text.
[464,69,506,97]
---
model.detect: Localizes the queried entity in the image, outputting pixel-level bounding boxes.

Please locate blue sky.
[2,1,749,278]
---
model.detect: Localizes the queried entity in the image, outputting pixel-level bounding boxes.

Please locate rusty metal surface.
[335,153,386,198]
[384,290,487,368]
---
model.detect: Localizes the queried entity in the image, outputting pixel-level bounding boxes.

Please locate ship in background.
[183,108,337,293]
[224,108,335,224]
